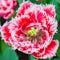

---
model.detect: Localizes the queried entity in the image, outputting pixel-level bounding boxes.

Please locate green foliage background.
[0,0,60,60]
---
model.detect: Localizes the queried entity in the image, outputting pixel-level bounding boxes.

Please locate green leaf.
[17,0,23,4]
[52,58,60,60]
[0,40,10,54]
[0,48,18,60]
[0,40,18,60]
[53,23,60,41]
[53,23,60,57]
[4,48,18,60]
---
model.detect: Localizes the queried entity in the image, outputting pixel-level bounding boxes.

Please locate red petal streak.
[2,23,11,41]
[32,40,59,59]
[17,2,32,17]
[44,6,56,17]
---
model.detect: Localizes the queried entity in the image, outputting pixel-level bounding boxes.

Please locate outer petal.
[17,1,32,17]
[44,5,56,17]
[1,22,12,45]
[32,40,59,59]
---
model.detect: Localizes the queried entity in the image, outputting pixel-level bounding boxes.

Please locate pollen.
[25,27,39,37]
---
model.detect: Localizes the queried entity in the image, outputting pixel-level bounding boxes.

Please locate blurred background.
[0,0,60,60]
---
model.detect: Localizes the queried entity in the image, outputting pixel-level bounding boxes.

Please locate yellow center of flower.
[25,27,39,37]
[25,27,43,44]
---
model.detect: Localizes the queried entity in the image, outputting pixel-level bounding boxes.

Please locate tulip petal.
[32,40,59,59]
[17,1,32,17]
[44,5,56,17]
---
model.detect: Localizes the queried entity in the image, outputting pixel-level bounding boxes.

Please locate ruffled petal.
[32,40,59,59]
[17,1,32,17]
[44,5,56,17]
[1,22,12,45]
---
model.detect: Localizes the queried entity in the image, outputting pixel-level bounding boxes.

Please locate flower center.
[24,27,43,44]
[25,27,39,37]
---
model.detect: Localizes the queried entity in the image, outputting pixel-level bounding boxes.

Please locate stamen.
[25,27,39,37]
[24,27,43,44]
